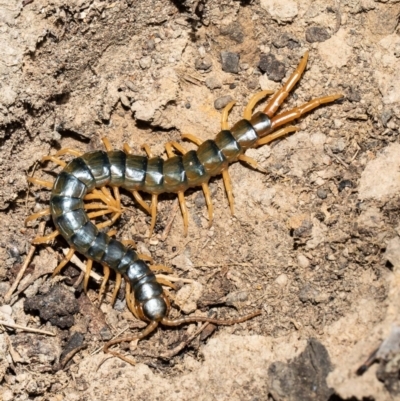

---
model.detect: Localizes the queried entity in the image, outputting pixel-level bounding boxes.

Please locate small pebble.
[297,254,310,268]
[258,53,286,82]
[205,76,222,89]
[275,273,288,286]
[305,26,331,43]
[139,56,152,69]
[214,95,233,110]
[195,57,212,71]
[220,51,240,74]
[120,94,130,107]
[317,188,327,199]
[338,180,354,192]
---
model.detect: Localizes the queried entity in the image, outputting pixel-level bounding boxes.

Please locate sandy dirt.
[1,0,400,400]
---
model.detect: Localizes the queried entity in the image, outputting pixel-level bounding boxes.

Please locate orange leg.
[255,126,298,147]
[177,191,189,236]
[132,190,151,215]
[181,133,203,146]
[54,148,83,157]
[32,230,60,244]
[165,142,190,235]
[201,182,214,226]
[155,276,176,290]
[25,208,51,224]
[83,259,93,293]
[141,144,153,158]
[221,101,236,130]
[243,90,275,121]
[237,155,266,173]
[149,194,158,237]
[221,169,234,215]
[40,156,67,168]
[99,264,110,302]
[27,177,53,189]
[52,247,75,277]
[110,272,122,305]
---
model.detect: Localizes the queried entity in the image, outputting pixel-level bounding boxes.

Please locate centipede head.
[135,292,171,322]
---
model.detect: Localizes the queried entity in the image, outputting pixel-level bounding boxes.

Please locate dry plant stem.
[4,221,46,303]
[0,320,55,336]
[161,198,180,241]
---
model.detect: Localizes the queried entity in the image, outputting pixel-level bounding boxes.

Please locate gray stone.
[306,26,331,43]
[214,95,233,110]
[220,52,240,74]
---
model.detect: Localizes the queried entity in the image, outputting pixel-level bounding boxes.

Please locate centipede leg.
[181,133,203,146]
[149,194,158,237]
[125,281,139,319]
[40,156,67,168]
[201,183,214,226]
[255,126,298,147]
[52,247,75,277]
[110,272,122,305]
[177,191,189,236]
[99,265,110,303]
[141,144,153,158]
[83,259,93,293]
[25,207,51,224]
[237,155,267,173]
[54,148,83,157]
[221,169,234,215]
[243,90,275,120]
[132,190,151,214]
[27,177,54,189]
[32,229,60,244]
[221,101,236,130]
[155,276,176,290]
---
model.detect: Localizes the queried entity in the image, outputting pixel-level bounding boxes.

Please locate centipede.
[25,52,342,363]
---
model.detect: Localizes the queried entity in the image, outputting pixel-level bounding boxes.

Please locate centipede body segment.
[26,52,342,362]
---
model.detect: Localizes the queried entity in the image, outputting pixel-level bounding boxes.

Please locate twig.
[161,198,180,241]
[155,274,194,284]
[4,221,46,303]
[0,320,55,336]
[61,248,102,283]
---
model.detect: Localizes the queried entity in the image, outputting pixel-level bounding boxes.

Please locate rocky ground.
[1,0,400,400]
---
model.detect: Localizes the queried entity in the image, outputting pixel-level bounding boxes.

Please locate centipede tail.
[25,52,342,362]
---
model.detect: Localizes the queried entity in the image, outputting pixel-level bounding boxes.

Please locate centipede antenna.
[161,309,262,327]
[103,321,159,365]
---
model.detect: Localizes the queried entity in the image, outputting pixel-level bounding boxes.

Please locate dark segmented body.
[50,112,272,322]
